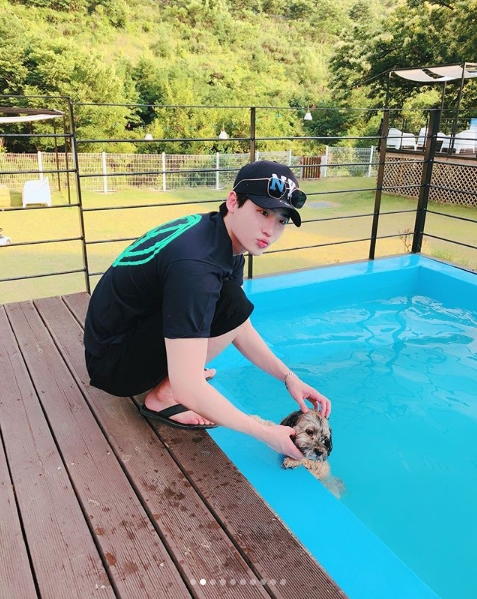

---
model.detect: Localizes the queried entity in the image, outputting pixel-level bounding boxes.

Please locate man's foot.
[143,368,216,426]
[140,404,218,429]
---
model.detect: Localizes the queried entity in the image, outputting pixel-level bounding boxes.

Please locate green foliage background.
[1,0,476,151]
[330,0,477,132]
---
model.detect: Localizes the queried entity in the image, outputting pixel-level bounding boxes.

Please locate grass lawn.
[1,177,476,304]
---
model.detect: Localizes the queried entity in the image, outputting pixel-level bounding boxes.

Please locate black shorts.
[85,280,254,397]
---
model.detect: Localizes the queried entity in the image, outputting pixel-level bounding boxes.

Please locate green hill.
[0,0,390,151]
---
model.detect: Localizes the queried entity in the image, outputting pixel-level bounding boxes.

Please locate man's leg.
[144,279,253,425]
[144,322,246,425]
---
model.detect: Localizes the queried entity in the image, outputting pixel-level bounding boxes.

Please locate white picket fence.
[0,147,377,192]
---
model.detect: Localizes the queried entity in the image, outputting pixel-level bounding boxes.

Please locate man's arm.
[232,319,331,417]
[165,336,304,459]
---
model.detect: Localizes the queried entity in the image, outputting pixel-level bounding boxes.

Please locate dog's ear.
[280,410,301,428]
[324,429,333,455]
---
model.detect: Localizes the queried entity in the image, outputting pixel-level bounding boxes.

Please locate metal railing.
[0,100,476,304]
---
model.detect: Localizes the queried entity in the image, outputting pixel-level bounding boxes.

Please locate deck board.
[0,293,347,599]
[0,411,38,599]
[36,294,270,599]
[0,305,113,599]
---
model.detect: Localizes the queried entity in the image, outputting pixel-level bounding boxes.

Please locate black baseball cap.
[233,160,307,227]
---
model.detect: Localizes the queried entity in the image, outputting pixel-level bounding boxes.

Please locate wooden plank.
[0,443,38,599]
[301,156,321,179]
[6,301,191,599]
[0,306,113,599]
[61,291,89,323]
[63,293,347,599]
[151,424,347,599]
[0,339,39,599]
[37,294,272,599]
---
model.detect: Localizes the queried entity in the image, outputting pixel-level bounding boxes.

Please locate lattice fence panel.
[383,154,477,207]
[430,161,477,207]
[383,155,423,198]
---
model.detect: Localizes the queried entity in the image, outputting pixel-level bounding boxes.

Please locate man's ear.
[226,191,239,213]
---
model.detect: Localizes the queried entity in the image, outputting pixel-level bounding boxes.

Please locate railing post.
[215,152,220,190]
[68,98,91,294]
[250,106,256,164]
[52,119,62,192]
[63,114,71,204]
[247,254,254,280]
[247,106,256,279]
[412,108,441,253]
[368,109,389,260]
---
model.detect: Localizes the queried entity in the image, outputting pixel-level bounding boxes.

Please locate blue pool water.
[208,255,477,599]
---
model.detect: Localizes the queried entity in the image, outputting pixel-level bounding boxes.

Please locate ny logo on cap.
[269,173,297,203]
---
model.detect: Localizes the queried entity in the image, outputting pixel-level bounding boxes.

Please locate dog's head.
[280,410,332,462]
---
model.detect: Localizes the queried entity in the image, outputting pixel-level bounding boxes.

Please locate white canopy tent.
[384,62,477,150]
[0,113,63,124]
[0,107,64,124]
[391,63,477,84]
[387,62,477,111]
[0,107,70,202]
[0,107,65,151]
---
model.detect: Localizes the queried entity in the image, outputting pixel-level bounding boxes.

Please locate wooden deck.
[0,293,347,599]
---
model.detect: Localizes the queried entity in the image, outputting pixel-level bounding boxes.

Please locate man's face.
[224,193,290,256]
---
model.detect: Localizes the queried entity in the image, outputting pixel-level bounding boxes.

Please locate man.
[84,160,331,460]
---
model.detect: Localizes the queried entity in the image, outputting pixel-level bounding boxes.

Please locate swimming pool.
[208,255,477,599]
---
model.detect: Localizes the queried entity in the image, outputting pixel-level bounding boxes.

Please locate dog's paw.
[303,459,330,480]
[282,457,301,469]
[249,414,275,426]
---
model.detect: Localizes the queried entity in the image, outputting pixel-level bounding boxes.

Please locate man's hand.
[257,423,304,460]
[231,321,332,418]
[285,374,332,418]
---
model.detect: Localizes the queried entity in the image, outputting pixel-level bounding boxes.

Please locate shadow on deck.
[0,293,347,599]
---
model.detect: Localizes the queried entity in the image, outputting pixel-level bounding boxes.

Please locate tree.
[303,101,366,147]
[330,0,477,115]
[2,0,405,153]
[0,33,138,151]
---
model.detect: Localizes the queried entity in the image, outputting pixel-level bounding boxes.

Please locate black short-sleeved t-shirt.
[84,211,244,357]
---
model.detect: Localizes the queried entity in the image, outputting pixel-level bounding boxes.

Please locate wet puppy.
[280,410,332,480]
[251,410,344,497]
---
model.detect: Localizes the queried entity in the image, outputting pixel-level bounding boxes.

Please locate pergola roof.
[0,107,63,124]
[391,62,477,83]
